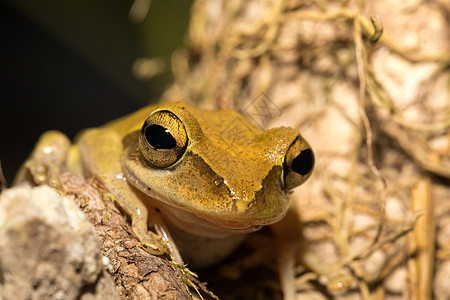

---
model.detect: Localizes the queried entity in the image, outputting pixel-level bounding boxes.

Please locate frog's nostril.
[292,149,314,176]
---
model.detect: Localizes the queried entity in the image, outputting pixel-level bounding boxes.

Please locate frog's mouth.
[123,158,290,237]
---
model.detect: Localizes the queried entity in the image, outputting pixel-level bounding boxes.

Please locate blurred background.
[1,0,193,183]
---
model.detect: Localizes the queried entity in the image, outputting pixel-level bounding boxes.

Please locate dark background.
[0,1,192,183]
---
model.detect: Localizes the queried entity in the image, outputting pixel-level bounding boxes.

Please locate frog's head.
[122,102,314,236]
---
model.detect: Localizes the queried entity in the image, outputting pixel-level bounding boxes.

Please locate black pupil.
[145,124,177,149]
[292,149,314,176]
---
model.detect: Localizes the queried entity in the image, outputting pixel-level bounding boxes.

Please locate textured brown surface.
[60,173,192,299]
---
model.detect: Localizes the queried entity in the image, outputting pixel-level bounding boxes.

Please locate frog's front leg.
[113,188,169,256]
[14,130,71,189]
[77,128,175,258]
[113,188,184,261]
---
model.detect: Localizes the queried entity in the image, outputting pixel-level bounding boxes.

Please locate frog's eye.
[139,110,188,168]
[283,136,314,189]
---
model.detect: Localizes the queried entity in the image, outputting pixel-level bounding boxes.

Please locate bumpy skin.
[20,102,314,268]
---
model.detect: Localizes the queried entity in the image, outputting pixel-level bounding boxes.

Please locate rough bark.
[59,173,193,300]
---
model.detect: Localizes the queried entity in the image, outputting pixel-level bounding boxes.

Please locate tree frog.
[16,102,314,269]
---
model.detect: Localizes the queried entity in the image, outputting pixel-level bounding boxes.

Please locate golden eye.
[283,136,314,189]
[139,110,188,168]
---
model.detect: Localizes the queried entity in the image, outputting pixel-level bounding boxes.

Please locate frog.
[15,101,314,293]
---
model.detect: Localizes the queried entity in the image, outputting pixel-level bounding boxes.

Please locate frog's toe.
[27,161,48,184]
[139,236,168,256]
[15,130,70,189]
[28,161,58,186]
[141,243,163,255]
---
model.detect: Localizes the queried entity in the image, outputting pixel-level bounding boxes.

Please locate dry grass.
[157,0,450,299]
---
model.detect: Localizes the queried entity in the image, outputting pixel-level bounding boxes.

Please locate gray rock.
[0,186,120,300]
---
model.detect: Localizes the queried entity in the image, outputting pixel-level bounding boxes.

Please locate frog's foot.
[139,231,218,299]
[26,157,63,189]
[138,231,169,256]
[14,130,71,190]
